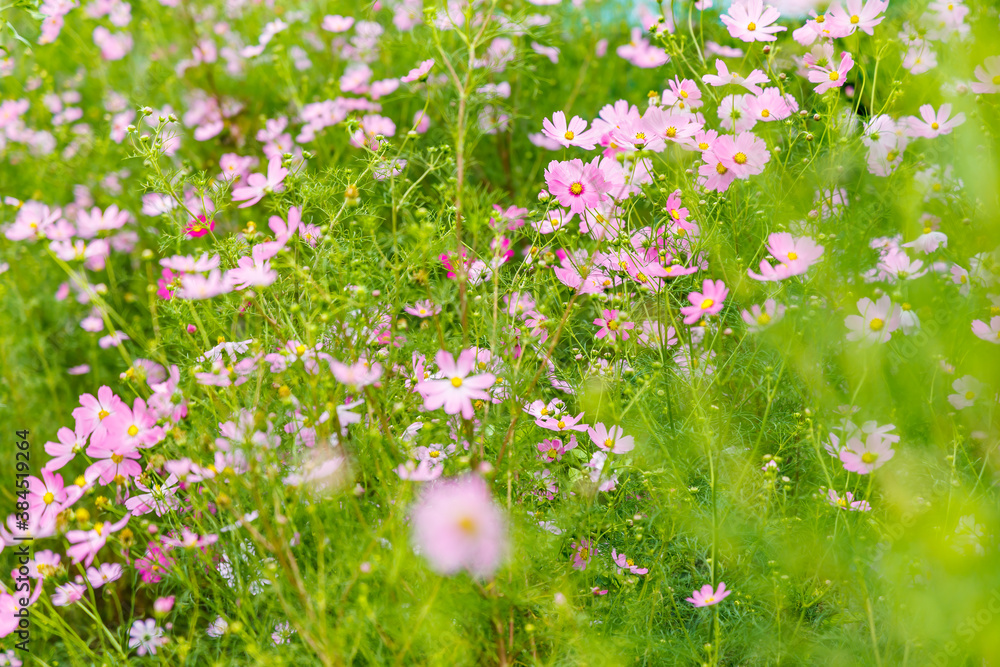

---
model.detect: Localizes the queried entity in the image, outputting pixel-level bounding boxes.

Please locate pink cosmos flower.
[404,300,441,317]
[826,0,889,37]
[611,548,648,575]
[128,619,166,656]
[227,247,278,290]
[417,349,496,419]
[330,358,383,389]
[66,515,130,566]
[748,233,824,281]
[905,104,966,139]
[845,295,901,344]
[571,538,593,570]
[76,204,131,239]
[839,433,896,474]
[827,490,871,511]
[544,158,612,214]
[43,422,89,471]
[541,111,596,149]
[971,56,1000,95]
[231,157,288,208]
[588,423,635,454]
[536,411,588,434]
[410,475,506,578]
[537,436,578,462]
[401,58,434,83]
[87,562,124,588]
[125,474,181,517]
[702,59,770,95]
[711,132,770,179]
[721,0,787,42]
[808,52,854,94]
[686,582,731,607]
[680,279,729,325]
[28,469,83,525]
[971,316,1000,344]
[72,385,124,441]
[52,582,86,606]
[698,149,737,192]
[742,87,797,122]
[741,299,786,332]
[321,15,355,32]
[593,309,635,343]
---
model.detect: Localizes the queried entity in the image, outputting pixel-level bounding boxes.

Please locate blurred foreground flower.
[411,475,506,578]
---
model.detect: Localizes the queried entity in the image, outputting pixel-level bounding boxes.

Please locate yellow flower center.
[787,252,798,260]
[861,452,878,464]
[295,345,306,355]
[111,453,124,464]
[931,122,939,130]
[734,152,747,164]
[680,90,689,98]
[964,391,975,400]
[419,309,426,315]
[604,438,614,448]
[761,109,770,118]
[869,318,884,331]
[43,492,55,505]
[705,596,715,604]
[457,515,477,535]
[98,409,110,420]
[570,182,584,195]
[429,450,440,458]
[700,298,715,310]
[127,425,139,437]
[699,142,709,150]
[579,548,589,560]
[665,127,677,138]
[829,71,840,81]
[757,313,771,325]
[993,75,1000,85]
[716,163,728,175]
[607,320,619,330]
[747,22,757,30]
[557,420,566,430]
[450,376,463,388]
[850,14,859,24]
[564,130,575,140]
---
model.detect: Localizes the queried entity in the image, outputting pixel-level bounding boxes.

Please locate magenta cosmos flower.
[411,475,506,578]
[721,0,787,42]
[401,58,434,83]
[544,158,612,215]
[844,295,901,344]
[972,56,1000,94]
[593,309,635,343]
[839,432,896,474]
[184,214,215,238]
[680,279,729,325]
[417,349,496,419]
[687,582,731,607]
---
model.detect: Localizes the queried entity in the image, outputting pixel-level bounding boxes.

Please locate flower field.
[1,0,1000,664]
